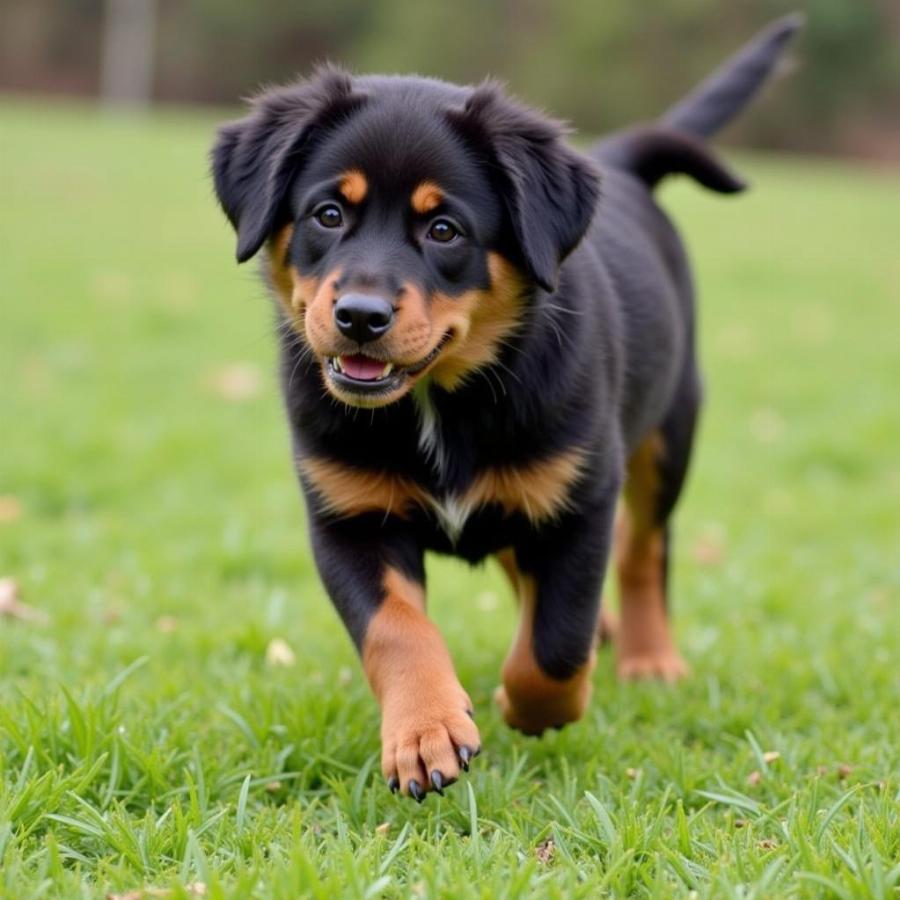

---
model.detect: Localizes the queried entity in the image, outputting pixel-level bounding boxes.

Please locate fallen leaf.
[107,890,168,900]
[155,615,179,634]
[747,770,763,786]
[758,839,778,851]
[102,607,124,625]
[762,751,781,764]
[691,538,725,566]
[0,578,49,623]
[106,883,206,900]
[265,781,282,793]
[837,763,853,780]
[0,496,22,524]
[208,363,262,401]
[750,408,785,444]
[266,638,296,667]
[375,822,391,836]
[734,818,749,829]
[535,838,555,864]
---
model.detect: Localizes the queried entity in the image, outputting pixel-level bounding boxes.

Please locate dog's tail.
[593,13,803,193]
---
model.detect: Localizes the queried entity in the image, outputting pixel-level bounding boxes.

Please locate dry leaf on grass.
[747,770,763,786]
[0,578,49,623]
[155,615,179,633]
[837,763,853,780]
[762,751,781,764]
[0,496,23,523]
[375,822,391,836]
[207,363,262,401]
[266,638,296,667]
[535,838,555,864]
[106,884,206,900]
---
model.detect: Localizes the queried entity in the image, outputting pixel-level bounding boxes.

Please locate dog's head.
[212,67,599,408]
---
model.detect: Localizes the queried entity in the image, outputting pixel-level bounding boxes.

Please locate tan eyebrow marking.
[338,170,368,204]
[411,181,444,214]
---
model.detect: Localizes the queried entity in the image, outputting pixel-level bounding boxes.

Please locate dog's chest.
[412,390,584,543]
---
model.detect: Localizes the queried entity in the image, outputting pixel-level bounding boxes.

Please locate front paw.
[381,686,481,801]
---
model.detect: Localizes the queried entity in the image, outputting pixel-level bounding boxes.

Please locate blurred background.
[1,4,899,893]
[1,0,899,159]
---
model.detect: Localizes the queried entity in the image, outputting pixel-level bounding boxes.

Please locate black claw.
[459,746,471,771]
[408,779,425,803]
[387,775,399,794]
[430,771,445,795]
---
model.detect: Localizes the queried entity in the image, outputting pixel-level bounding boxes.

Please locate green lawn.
[1,97,898,898]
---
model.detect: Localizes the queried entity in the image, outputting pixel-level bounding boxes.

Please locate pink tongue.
[340,354,386,381]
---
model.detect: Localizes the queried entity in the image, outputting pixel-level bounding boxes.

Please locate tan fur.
[467,448,585,524]
[266,225,321,322]
[338,169,368,204]
[429,254,524,389]
[298,457,430,520]
[494,568,595,735]
[410,181,444,214]
[300,449,584,526]
[615,433,688,680]
[363,568,479,795]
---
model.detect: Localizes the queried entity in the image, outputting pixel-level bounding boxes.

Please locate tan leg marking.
[363,569,480,796]
[493,563,595,735]
[616,434,688,681]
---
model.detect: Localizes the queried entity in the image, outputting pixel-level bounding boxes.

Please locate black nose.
[333,294,394,344]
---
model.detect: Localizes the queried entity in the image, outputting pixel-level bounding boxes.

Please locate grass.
[1,95,898,898]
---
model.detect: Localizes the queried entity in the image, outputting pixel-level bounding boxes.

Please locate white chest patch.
[413,382,448,477]
[426,492,476,544]
[413,384,473,541]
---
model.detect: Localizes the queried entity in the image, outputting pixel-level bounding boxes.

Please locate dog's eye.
[427,219,459,244]
[314,204,343,229]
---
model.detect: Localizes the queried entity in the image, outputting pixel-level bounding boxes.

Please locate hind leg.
[616,371,700,681]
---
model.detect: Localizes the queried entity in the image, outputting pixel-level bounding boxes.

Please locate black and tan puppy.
[211,16,801,800]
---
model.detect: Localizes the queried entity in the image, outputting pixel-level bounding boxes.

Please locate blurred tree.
[100,0,156,107]
[0,0,897,158]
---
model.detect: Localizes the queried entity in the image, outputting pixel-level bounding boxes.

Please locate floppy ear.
[449,83,600,292]
[211,65,365,263]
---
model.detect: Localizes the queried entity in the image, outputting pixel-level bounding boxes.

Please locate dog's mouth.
[325,332,452,397]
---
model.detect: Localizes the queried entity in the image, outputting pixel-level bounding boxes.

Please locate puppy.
[211,15,801,800]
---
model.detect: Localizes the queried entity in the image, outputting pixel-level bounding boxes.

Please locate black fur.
[211,19,800,688]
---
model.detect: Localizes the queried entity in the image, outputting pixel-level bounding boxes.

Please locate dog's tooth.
[381,363,394,378]
[332,357,343,373]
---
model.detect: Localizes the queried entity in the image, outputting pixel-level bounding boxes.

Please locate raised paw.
[493,676,591,737]
[381,687,481,800]
[617,650,689,682]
